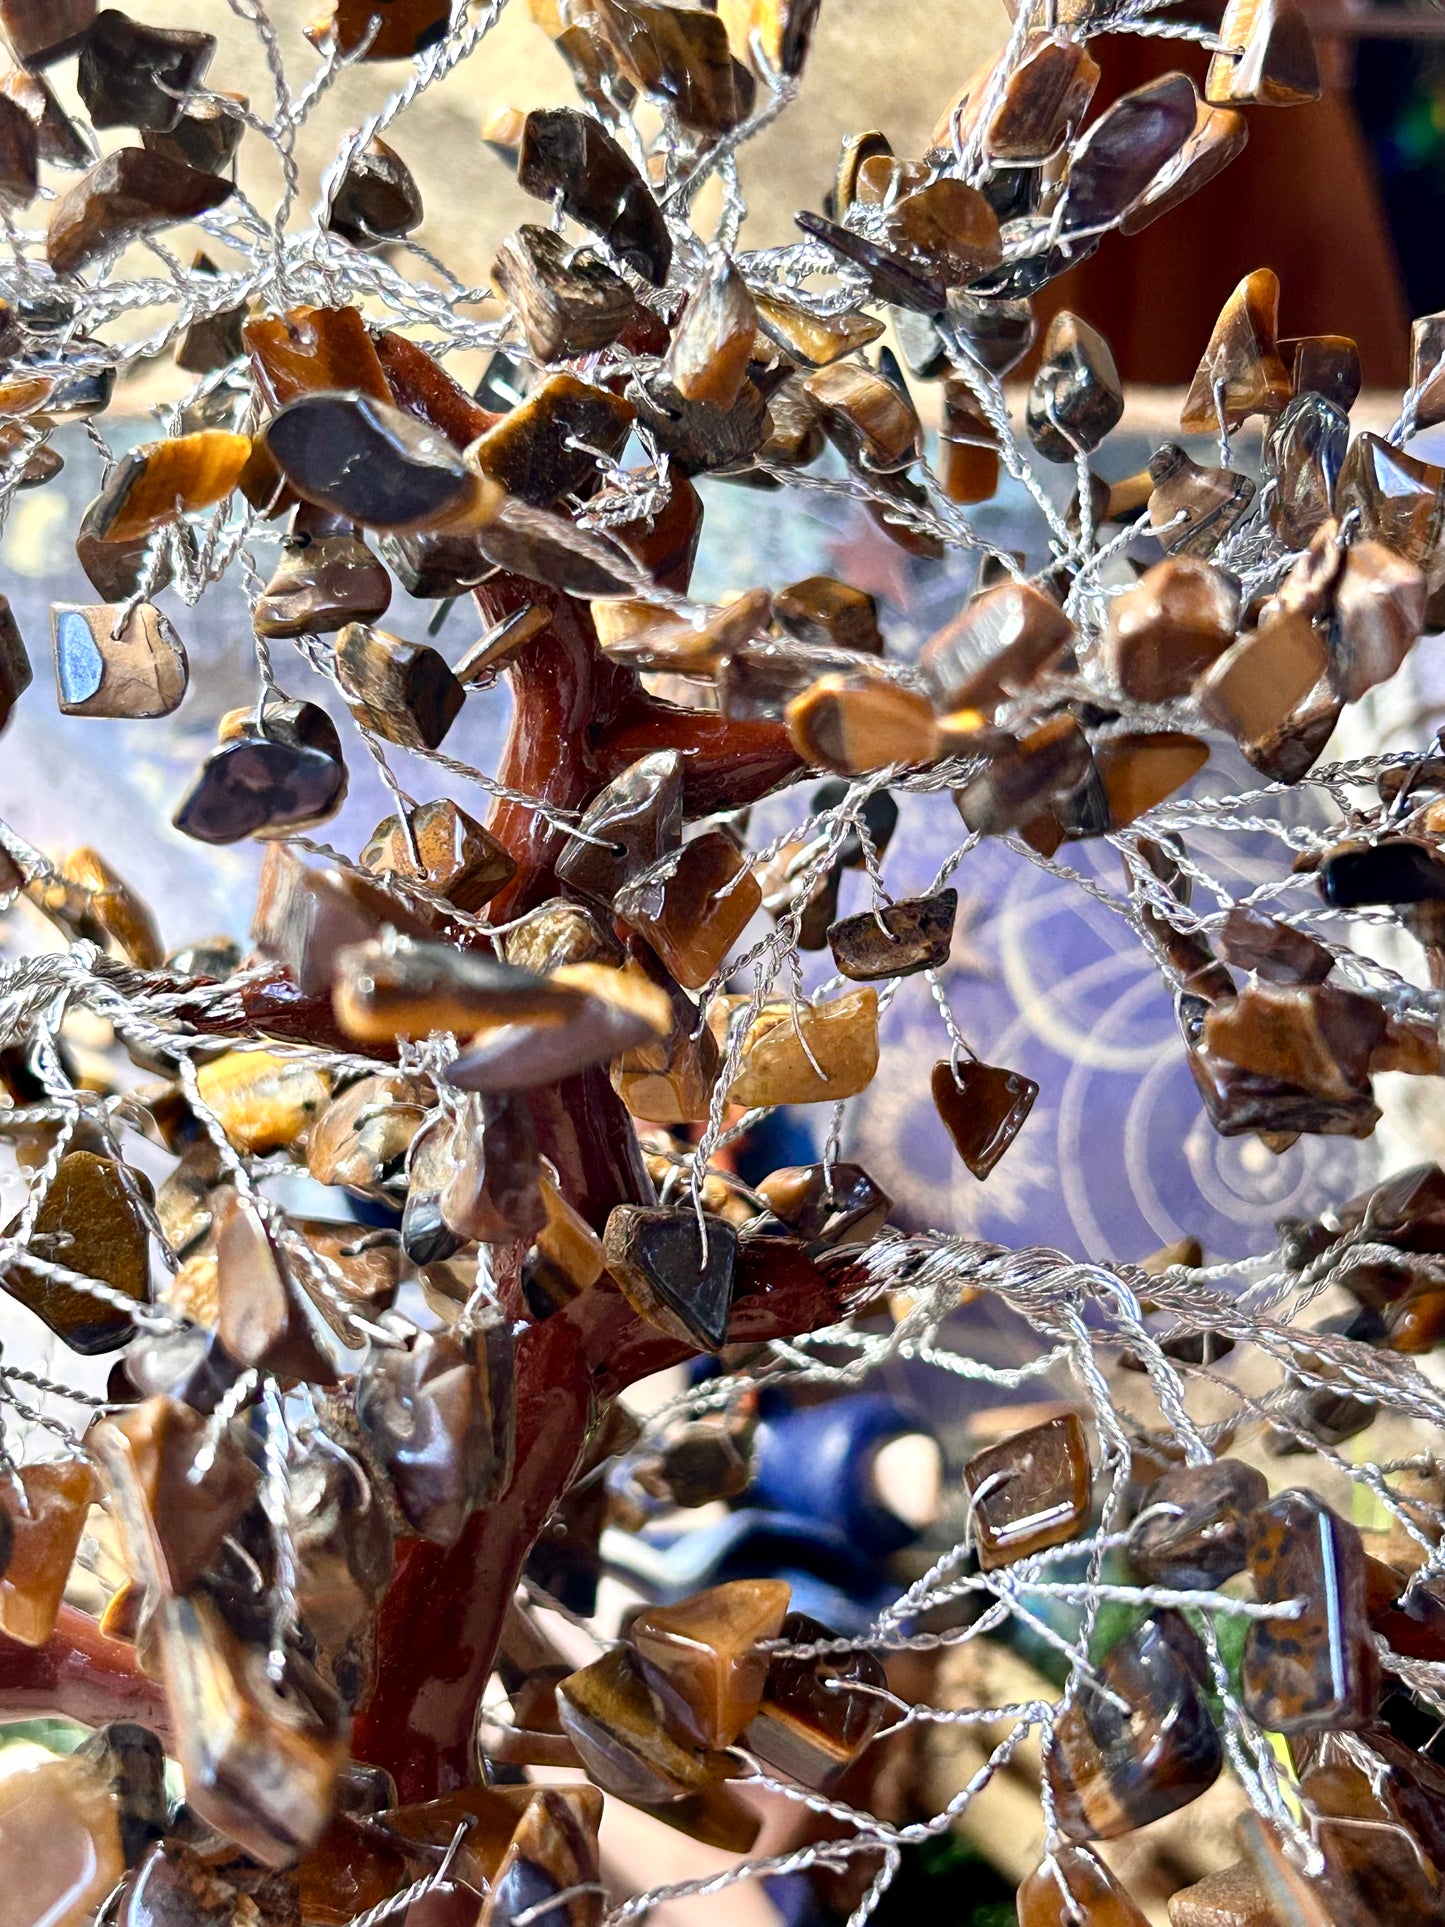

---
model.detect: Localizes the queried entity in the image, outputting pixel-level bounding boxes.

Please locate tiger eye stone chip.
[964,1413,1090,1569]
[827,889,957,980]
[633,1579,791,1749]
[1242,1488,1378,1732]
[2,1149,150,1354]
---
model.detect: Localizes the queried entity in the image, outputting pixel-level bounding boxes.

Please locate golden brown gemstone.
[3,1149,150,1354]
[603,1204,738,1351]
[1148,443,1257,558]
[334,622,465,752]
[0,1458,96,1646]
[1104,557,1238,703]
[1121,98,1248,235]
[1203,982,1384,1102]
[293,1816,407,1927]
[1218,904,1333,984]
[481,1787,604,1927]
[752,291,883,368]
[939,380,1001,505]
[1,0,95,68]
[614,829,761,992]
[932,1056,1039,1178]
[964,1413,1089,1568]
[1336,432,1445,587]
[253,530,392,639]
[506,898,620,973]
[852,153,928,204]
[455,603,554,683]
[833,128,892,206]
[598,588,772,673]
[440,1091,545,1245]
[803,360,921,473]
[1180,268,1293,433]
[142,89,246,174]
[744,1609,886,1787]
[327,133,421,246]
[876,178,1002,286]
[214,1185,339,1385]
[720,636,872,722]
[306,1072,428,1200]
[298,1222,404,1339]
[664,251,757,409]
[332,934,580,1044]
[378,1783,597,1893]
[521,1174,605,1319]
[1265,392,1346,547]
[919,580,1074,712]
[491,224,633,363]
[557,1645,730,1803]
[728,988,880,1107]
[611,980,720,1126]
[940,32,1099,161]
[1095,731,1209,828]
[1330,540,1426,702]
[518,107,671,285]
[307,0,452,59]
[1195,611,1328,748]
[593,0,747,132]
[1057,73,1197,230]
[194,1049,331,1154]
[1207,0,1320,106]
[88,430,250,543]
[716,0,819,77]
[0,88,36,205]
[786,674,940,773]
[1130,1457,1267,1589]
[266,391,500,534]
[1027,311,1123,462]
[1410,310,1445,429]
[52,601,187,719]
[827,889,957,980]
[1288,331,1361,410]
[467,373,635,509]
[0,1754,125,1927]
[1047,1612,1222,1839]
[1018,1847,1151,1927]
[47,147,233,277]
[1167,1860,1277,1927]
[92,1395,259,1596]
[76,12,214,131]
[356,1319,514,1543]
[174,251,247,375]
[1242,1489,1378,1731]
[59,846,163,967]
[633,1579,791,1748]
[244,305,392,410]
[363,805,512,919]
[158,1588,345,1867]
[756,1161,891,1248]
[775,576,883,655]
[447,990,662,1095]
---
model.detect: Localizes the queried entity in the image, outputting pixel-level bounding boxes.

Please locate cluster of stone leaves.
[2,0,1445,1924]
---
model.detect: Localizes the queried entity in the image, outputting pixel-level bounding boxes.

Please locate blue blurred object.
[754,1393,930,1559]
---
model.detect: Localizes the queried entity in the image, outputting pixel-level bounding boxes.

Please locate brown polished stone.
[1195,610,1329,748]
[244,305,392,410]
[1207,0,1321,106]
[803,360,921,473]
[603,1204,738,1352]
[307,1072,428,1201]
[964,1413,1090,1569]
[76,10,212,133]
[1130,1457,1267,1589]
[440,1091,546,1245]
[3,1149,149,1354]
[214,1186,339,1385]
[1202,980,1384,1103]
[744,1610,887,1787]
[593,0,748,132]
[518,107,671,286]
[332,935,582,1043]
[174,252,247,375]
[756,1160,891,1249]
[1265,393,1346,548]
[775,576,883,655]
[615,829,761,992]
[481,1787,604,1927]
[265,392,499,535]
[1242,1488,1378,1731]
[334,621,465,752]
[361,798,515,913]
[1104,557,1238,703]
[447,991,661,1094]
[876,178,1002,286]
[786,673,940,773]
[663,251,757,409]
[1336,433,1445,590]
[52,601,187,719]
[0,1458,97,1645]
[521,1174,606,1320]
[1018,1847,1151,1927]
[1121,97,1248,234]
[506,898,620,973]
[1168,1860,1277,1927]
[611,980,720,1126]
[328,133,421,246]
[0,1754,125,1927]
[932,1055,1039,1178]
[1095,731,1209,828]
[938,380,1001,505]
[308,0,452,59]
[195,1048,331,1153]
[940,32,1099,161]
[0,0,95,67]
[919,580,1074,712]
[752,292,883,369]
[47,147,233,277]
[1048,1612,1222,1839]
[88,430,250,544]
[254,530,392,639]
[1329,538,1427,701]
[468,373,634,510]
[1027,311,1123,462]
[1148,443,1257,558]
[356,1319,514,1545]
[827,889,957,980]
[634,1579,791,1749]
[1180,269,1293,433]
[95,1395,258,1597]
[1058,73,1196,230]
[558,1645,729,1803]
[1288,331,1361,411]
[59,846,162,967]
[1218,904,1333,984]
[728,987,880,1106]
[142,91,246,175]
[253,842,435,997]
[491,224,633,363]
